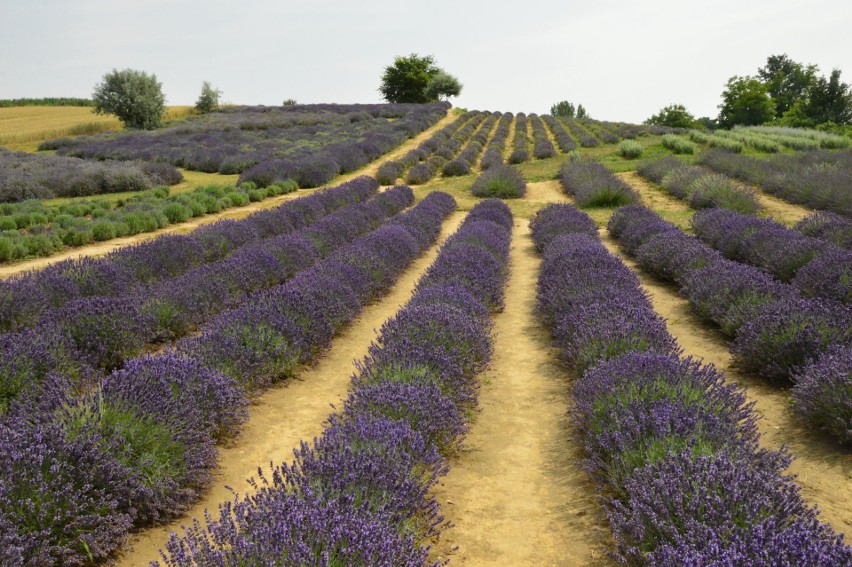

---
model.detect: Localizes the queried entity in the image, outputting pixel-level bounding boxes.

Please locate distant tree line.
[550,100,589,119]
[0,98,93,107]
[644,54,852,131]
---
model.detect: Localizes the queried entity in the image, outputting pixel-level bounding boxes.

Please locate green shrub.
[162,203,192,223]
[661,134,697,154]
[0,218,16,231]
[92,221,117,241]
[238,181,257,191]
[0,237,13,261]
[471,164,527,199]
[226,192,249,207]
[618,140,644,159]
[248,189,267,202]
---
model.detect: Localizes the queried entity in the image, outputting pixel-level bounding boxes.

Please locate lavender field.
[0,103,850,566]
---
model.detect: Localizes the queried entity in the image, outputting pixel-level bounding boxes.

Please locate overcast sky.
[2,0,850,123]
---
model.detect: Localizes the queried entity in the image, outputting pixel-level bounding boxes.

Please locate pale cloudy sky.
[1,0,850,123]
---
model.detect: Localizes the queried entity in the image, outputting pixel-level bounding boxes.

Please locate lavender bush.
[0,148,182,202]
[792,346,852,444]
[794,211,852,249]
[559,155,639,207]
[470,163,526,199]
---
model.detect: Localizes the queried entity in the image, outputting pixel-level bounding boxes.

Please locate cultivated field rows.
[2,106,851,564]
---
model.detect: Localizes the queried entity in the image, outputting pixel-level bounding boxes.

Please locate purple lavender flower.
[792,346,852,444]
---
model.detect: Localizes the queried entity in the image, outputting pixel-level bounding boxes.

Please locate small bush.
[471,164,526,199]
[618,140,644,159]
[375,161,404,185]
[661,134,696,154]
[91,221,117,242]
[442,159,471,177]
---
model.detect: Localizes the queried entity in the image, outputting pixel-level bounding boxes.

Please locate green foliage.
[618,140,644,159]
[794,69,852,126]
[282,99,297,106]
[379,54,441,103]
[576,104,589,119]
[195,81,221,114]
[758,54,818,117]
[550,100,575,117]
[92,68,165,130]
[645,104,696,128]
[717,75,775,128]
[661,135,697,154]
[424,71,462,101]
[0,97,93,107]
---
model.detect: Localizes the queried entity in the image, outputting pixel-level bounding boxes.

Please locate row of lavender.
[0,183,418,420]
[638,156,761,215]
[0,177,380,333]
[155,200,512,566]
[559,154,639,207]
[531,203,851,564]
[609,205,851,444]
[691,208,851,304]
[698,148,852,217]
[376,110,484,185]
[50,103,450,189]
[440,112,498,177]
[0,190,457,565]
[0,149,183,202]
[478,112,513,170]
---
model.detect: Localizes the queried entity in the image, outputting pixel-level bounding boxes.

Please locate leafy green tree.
[550,100,575,117]
[695,116,718,130]
[717,76,775,128]
[282,98,297,106]
[576,104,589,119]
[757,54,818,118]
[798,69,852,125]
[195,81,221,114]
[644,104,697,128]
[424,71,463,101]
[92,68,165,130]
[379,54,461,103]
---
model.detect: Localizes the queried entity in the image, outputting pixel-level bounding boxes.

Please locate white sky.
[1,0,850,123]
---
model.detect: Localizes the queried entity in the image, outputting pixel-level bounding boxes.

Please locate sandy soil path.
[432,221,610,566]
[115,212,466,566]
[750,185,813,226]
[0,110,458,279]
[616,171,692,230]
[599,231,852,540]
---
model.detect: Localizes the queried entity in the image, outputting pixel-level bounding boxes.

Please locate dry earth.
[115,212,465,565]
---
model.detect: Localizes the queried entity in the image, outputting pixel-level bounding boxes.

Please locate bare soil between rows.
[115,212,466,566]
[431,221,610,566]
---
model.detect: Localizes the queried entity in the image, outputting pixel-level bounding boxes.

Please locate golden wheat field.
[0,106,195,151]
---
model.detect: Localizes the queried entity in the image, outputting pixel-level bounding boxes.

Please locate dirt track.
[115,212,466,566]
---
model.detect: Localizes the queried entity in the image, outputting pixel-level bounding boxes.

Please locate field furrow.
[432,221,610,565]
[115,211,467,565]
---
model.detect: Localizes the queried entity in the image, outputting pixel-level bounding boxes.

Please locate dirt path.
[599,231,852,540]
[432,221,610,566]
[617,171,693,231]
[0,190,310,278]
[0,110,457,279]
[749,184,813,226]
[115,212,466,566]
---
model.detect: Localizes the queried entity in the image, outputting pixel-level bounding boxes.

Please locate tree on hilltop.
[379,54,462,103]
[645,104,697,128]
[195,81,222,114]
[717,76,775,128]
[92,68,165,130]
